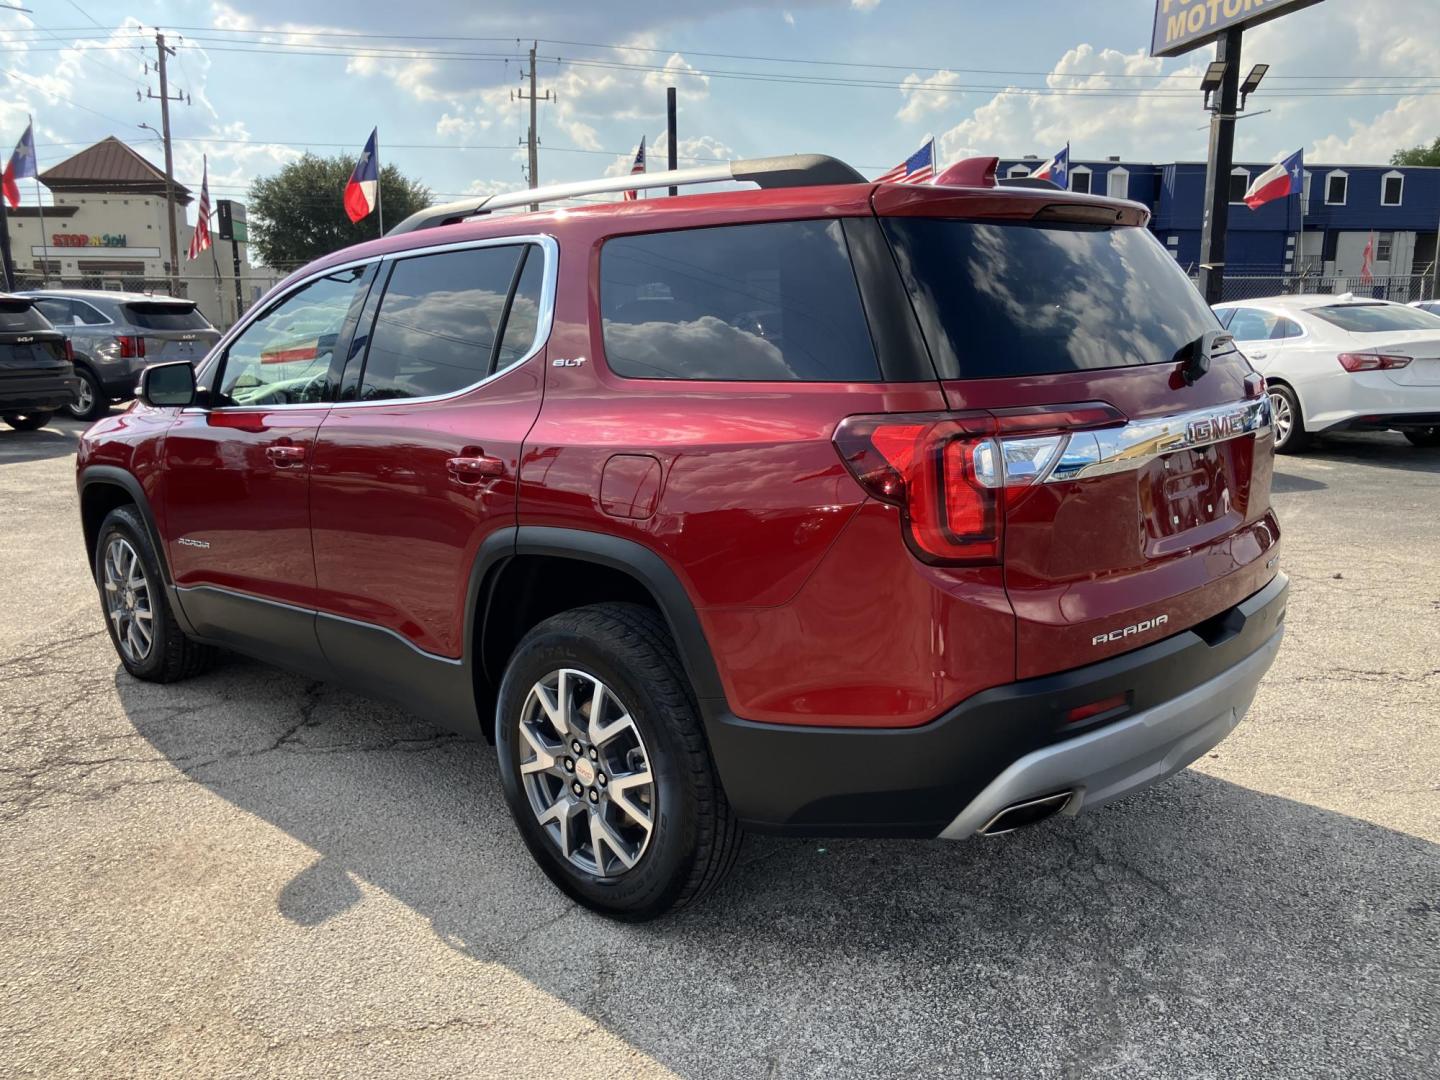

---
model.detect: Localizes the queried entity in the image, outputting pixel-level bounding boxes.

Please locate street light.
[1200,60,1228,110]
[1240,64,1270,109]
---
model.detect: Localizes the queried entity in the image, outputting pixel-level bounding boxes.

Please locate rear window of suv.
[1308,303,1440,333]
[123,301,212,331]
[0,299,52,333]
[600,219,880,381]
[882,219,1219,379]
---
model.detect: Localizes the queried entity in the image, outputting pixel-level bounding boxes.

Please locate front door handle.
[265,444,307,468]
[446,453,505,484]
[1248,350,1268,360]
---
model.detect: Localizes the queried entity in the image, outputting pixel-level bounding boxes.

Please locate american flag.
[875,138,935,184]
[623,136,646,201]
[187,156,212,260]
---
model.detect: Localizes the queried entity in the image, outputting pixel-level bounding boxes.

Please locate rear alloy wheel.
[66,366,106,421]
[2,412,53,431]
[1268,384,1309,453]
[1404,427,1440,448]
[496,603,742,920]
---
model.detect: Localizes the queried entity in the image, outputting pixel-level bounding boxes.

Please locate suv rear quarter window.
[0,299,52,334]
[599,219,880,381]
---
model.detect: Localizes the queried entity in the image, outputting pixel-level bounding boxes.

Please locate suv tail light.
[1337,352,1410,372]
[833,403,1125,565]
[63,339,74,363]
[117,334,146,359]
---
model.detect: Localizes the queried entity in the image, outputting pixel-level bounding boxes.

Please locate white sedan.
[1213,295,1440,452]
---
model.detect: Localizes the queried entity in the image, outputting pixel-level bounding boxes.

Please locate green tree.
[1390,136,1440,167]
[247,152,431,268]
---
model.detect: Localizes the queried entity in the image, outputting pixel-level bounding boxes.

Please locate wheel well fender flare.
[465,526,727,710]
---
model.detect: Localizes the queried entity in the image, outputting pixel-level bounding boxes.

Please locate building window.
[1229,167,1250,203]
[1106,167,1129,200]
[1069,167,1091,194]
[1381,171,1404,207]
[1302,171,1312,208]
[1376,232,1393,262]
[1325,171,1348,205]
[1007,165,1031,179]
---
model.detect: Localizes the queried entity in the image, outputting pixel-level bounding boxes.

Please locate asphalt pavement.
[2,416,1437,1079]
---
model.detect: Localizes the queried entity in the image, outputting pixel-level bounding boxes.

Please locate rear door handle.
[446,453,505,484]
[1248,351,1268,360]
[265,444,307,468]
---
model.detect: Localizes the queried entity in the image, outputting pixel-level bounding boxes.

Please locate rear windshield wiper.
[1174,329,1233,386]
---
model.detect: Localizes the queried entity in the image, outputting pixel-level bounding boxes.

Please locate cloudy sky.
[3,0,1438,224]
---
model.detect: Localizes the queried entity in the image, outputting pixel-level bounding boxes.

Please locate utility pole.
[514,43,552,211]
[666,87,678,196]
[1197,28,1242,306]
[147,30,186,294]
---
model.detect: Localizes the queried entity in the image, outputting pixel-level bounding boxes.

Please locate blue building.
[997,156,1440,287]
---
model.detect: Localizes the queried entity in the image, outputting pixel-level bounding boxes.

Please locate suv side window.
[357,244,530,402]
[599,219,880,381]
[31,299,74,326]
[213,266,372,408]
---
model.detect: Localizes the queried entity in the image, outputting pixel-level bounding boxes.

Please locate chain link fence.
[1213,273,1437,305]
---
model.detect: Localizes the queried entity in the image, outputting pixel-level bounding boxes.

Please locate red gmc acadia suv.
[76,154,1287,920]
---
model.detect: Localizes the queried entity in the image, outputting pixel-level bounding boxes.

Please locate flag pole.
[30,115,50,286]
[374,128,384,238]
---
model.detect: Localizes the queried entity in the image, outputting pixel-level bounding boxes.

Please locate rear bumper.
[0,374,79,413]
[707,572,1288,837]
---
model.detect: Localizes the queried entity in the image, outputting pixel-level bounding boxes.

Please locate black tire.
[65,365,107,421]
[95,504,217,682]
[495,602,742,920]
[1403,427,1440,448]
[1268,383,1310,454]
[2,411,53,431]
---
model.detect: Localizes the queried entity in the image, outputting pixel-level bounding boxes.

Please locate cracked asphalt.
[2,417,1438,1079]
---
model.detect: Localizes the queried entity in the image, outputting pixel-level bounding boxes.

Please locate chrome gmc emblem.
[1187,410,1244,444]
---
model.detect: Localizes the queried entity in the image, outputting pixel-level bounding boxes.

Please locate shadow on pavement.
[1270,470,1327,494]
[0,424,81,465]
[115,657,1440,1078]
[1302,431,1440,474]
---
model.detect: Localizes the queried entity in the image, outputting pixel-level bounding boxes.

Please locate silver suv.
[22,290,221,420]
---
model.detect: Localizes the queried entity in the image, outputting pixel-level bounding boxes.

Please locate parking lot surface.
[2,417,1437,1079]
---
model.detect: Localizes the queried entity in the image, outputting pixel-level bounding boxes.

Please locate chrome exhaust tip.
[979,791,1076,836]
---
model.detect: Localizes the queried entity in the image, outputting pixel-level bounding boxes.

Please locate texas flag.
[1030,144,1069,189]
[1243,149,1303,210]
[2,122,38,209]
[344,128,380,223]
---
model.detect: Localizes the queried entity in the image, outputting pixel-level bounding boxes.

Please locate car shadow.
[1270,470,1327,494]
[0,423,82,464]
[1302,431,1440,473]
[113,658,1439,1077]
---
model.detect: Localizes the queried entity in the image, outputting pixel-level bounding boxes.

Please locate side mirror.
[137,361,197,408]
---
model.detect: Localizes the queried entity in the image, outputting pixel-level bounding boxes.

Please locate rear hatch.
[0,297,72,395]
[122,300,221,364]
[1304,303,1440,387]
[876,191,1279,677]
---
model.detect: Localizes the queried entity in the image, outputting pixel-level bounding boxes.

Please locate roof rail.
[387,153,866,236]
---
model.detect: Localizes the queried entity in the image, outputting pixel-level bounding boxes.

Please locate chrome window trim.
[1044,396,1273,484]
[188,233,557,414]
[175,584,463,665]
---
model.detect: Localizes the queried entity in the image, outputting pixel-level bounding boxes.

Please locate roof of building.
[38,137,192,203]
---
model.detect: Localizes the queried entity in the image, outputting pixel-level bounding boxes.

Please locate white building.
[3,137,279,329]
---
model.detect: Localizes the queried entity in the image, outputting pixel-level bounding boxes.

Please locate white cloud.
[897,70,962,123]
[783,12,796,26]
[935,44,1207,165]
[851,0,882,10]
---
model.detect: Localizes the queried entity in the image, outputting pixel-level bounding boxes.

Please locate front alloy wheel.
[103,535,154,664]
[518,668,656,876]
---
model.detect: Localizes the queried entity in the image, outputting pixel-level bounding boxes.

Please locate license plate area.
[1141,442,1251,552]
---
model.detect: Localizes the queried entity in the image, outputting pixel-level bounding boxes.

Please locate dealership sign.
[49,233,129,248]
[1151,0,1325,57]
